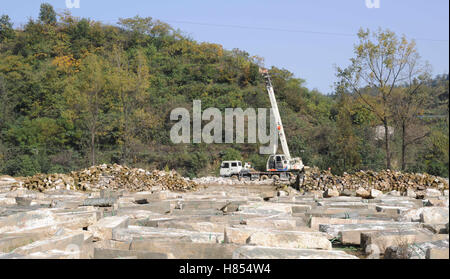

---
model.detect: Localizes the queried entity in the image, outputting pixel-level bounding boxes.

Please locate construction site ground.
[0,173,448,259]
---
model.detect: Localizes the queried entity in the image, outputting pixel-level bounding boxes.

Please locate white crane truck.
[220,69,305,186]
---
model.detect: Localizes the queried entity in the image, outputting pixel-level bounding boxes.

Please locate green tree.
[0,15,14,42]
[38,3,57,25]
[390,86,430,170]
[108,47,149,164]
[65,54,108,166]
[337,28,421,170]
[333,94,361,174]
[222,148,243,161]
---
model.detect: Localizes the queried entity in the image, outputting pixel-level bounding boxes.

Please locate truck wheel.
[272,175,280,181]
[260,175,269,181]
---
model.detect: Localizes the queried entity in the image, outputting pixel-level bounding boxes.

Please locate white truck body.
[220,161,243,177]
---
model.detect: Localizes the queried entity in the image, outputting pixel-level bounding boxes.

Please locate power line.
[162,19,356,38]
[161,19,449,43]
[11,17,449,43]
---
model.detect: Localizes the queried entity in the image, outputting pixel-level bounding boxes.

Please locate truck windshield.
[222,163,229,168]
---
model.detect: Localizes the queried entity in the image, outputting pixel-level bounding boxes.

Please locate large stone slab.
[375,205,410,215]
[316,202,368,210]
[309,217,387,231]
[224,227,331,250]
[426,248,449,259]
[291,205,312,214]
[94,248,172,259]
[232,246,359,259]
[177,200,246,211]
[118,201,172,214]
[130,239,239,259]
[420,207,449,224]
[156,221,225,233]
[82,198,117,207]
[238,202,293,215]
[112,226,224,243]
[11,249,81,259]
[361,229,448,254]
[384,239,449,259]
[0,209,57,233]
[0,233,45,253]
[319,222,422,238]
[88,216,129,240]
[247,231,332,250]
[12,232,84,256]
[169,209,224,216]
[243,217,306,230]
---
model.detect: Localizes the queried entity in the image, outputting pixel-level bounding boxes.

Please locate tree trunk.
[401,122,406,171]
[91,127,96,166]
[384,119,391,170]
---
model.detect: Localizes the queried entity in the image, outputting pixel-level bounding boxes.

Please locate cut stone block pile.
[12,164,198,192]
[0,172,448,259]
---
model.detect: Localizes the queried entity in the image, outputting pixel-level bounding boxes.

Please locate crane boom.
[261,69,291,160]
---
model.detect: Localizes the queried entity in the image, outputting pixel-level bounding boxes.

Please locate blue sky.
[2,0,449,94]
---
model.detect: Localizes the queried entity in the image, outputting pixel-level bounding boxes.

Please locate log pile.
[15,164,198,193]
[302,167,449,193]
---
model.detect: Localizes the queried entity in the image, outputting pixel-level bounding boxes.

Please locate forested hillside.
[0,4,448,178]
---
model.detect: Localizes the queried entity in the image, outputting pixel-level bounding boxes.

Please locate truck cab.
[267,154,304,172]
[267,154,288,171]
[220,161,242,177]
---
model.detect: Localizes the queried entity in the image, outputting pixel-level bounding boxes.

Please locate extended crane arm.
[260,69,291,160]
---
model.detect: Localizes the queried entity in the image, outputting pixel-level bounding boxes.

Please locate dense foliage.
[0,5,448,178]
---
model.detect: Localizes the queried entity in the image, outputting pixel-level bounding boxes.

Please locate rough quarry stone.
[88,216,129,240]
[406,188,417,198]
[422,223,448,234]
[400,208,424,222]
[420,207,449,224]
[15,197,32,207]
[291,205,312,214]
[232,246,358,259]
[324,189,340,198]
[426,248,449,259]
[384,239,449,259]
[370,189,383,199]
[361,229,448,255]
[425,188,442,198]
[424,198,448,207]
[356,187,370,199]
[340,189,354,197]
